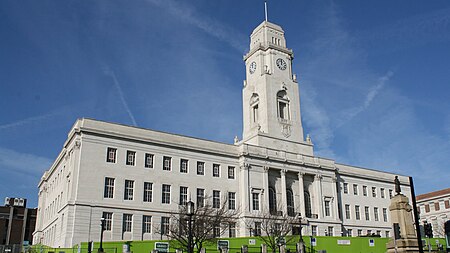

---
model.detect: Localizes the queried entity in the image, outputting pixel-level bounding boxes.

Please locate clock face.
[249,61,257,74]
[276,58,287,70]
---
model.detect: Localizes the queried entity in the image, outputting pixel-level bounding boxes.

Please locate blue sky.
[1,0,450,207]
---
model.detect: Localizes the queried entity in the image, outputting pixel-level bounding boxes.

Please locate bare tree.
[247,207,299,253]
[156,196,240,253]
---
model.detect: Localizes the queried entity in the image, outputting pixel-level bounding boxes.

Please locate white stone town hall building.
[33,18,412,248]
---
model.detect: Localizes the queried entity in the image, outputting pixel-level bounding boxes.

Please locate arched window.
[287,189,295,217]
[269,187,277,214]
[277,90,290,120]
[250,94,259,123]
[304,191,312,218]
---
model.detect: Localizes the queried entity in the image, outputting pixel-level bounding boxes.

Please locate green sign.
[155,242,169,253]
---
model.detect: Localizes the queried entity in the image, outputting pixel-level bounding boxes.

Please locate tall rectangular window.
[228,192,236,210]
[163,156,171,171]
[179,186,188,205]
[374,207,379,221]
[143,215,152,233]
[124,180,134,200]
[353,184,358,195]
[312,225,317,236]
[327,227,333,236]
[122,214,132,232]
[144,153,154,168]
[228,223,236,238]
[252,193,259,211]
[126,151,136,166]
[213,224,221,238]
[383,208,388,222]
[324,200,331,216]
[162,184,171,204]
[365,206,370,221]
[254,222,262,236]
[197,188,205,207]
[389,189,393,198]
[143,182,153,202]
[180,159,188,173]
[213,190,220,208]
[385,231,390,238]
[343,183,348,194]
[372,187,377,197]
[213,164,220,177]
[357,229,362,236]
[345,204,350,219]
[228,166,235,179]
[355,205,360,220]
[106,148,117,163]
[381,188,385,198]
[104,177,115,198]
[197,161,205,175]
[161,217,170,235]
[102,212,113,231]
[363,186,368,196]
[347,229,352,237]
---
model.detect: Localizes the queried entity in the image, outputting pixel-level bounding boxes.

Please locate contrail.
[0,112,56,130]
[103,68,138,126]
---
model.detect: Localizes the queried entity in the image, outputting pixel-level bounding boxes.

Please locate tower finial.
[264,1,268,22]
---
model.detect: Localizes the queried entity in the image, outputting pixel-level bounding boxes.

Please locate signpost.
[217,240,229,251]
[154,242,169,253]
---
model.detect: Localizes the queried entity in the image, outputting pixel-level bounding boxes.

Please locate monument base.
[386,238,420,253]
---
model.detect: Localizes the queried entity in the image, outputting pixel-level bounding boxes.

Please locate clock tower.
[242,20,313,155]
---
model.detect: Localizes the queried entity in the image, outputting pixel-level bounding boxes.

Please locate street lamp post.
[99,217,106,253]
[187,201,195,253]
[297,213,305,253]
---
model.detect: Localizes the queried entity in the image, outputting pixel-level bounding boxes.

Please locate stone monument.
[386,176,420,253]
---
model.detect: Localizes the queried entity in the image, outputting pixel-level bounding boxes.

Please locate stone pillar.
[386,193,420,253]
[297,172,306,217]
[240,164,250,213]
[331,177,339,220]
[281,169,288,215]
[314,174,323,218]
[263,166,270,211]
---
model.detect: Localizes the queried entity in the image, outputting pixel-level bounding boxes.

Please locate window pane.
[145,153,154,168]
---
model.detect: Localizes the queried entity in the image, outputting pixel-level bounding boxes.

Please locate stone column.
[314,174,323,218]
[331,177,339,220]
[240,164,250,213]
[281,169,288,215]
[297,172,306,217]
[263,166,270,211]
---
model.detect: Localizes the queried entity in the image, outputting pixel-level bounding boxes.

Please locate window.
[228,166,235,179]
[372,187,377,197]
[179,186,188,205]
[324,200,331,217]
[163,156,171,171]
[381,188,385,198]
[104,177,115,198]
[228,223,236,237]
[445,200,450,209]
[347,229,352,237]
[365,206,370,221]
[213,224,221,238]
[213,164,220,177]
[357,229,362,236]
[327,226,333,236]
[180,159,188,173]
[144,153,154,168]
[383,208,388,222]
[197,188,205,207]
[376,230,381,236]
[102,212,112,231]
[254,222,262,236]
[228,192,236,210]
[143,215,152,233]
[123,214,133,232]
[367,230,372,235]
[434,202,440,211]
[277,90,290,120]
[161,217,170,235]
[252,193,260,211]
[345,204,350,219]
[385,231,390,238]
[343,183,348,194]
[389,189,393,199]
[252,104,259,122]
[353,184,358,195]
[374,207,379,221]
[425,204,430,213]
[143,182,153,202]
[282,189,293,216]
[124,180,134,200]
[126,151,136,166]
[197,162,205,175]
[312,225,317,236]
[269,187,277,214]
[355,205,360,220]
[363,186,367,196]
[162,184,171,204]
[305,191,312,218]
[213,190,220,208]
[106,148,117,163]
